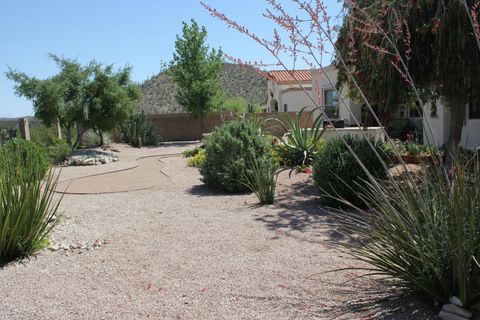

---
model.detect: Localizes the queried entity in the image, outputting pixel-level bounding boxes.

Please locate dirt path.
[56,155,174,194]
[0,145,435,319]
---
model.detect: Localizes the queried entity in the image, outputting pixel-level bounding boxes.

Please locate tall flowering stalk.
[202,0,480,313]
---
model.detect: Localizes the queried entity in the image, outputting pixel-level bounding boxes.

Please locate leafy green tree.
[336,0,480,166]
[170,19,223,133]
[83,64,140,145]
[6,54,93,145]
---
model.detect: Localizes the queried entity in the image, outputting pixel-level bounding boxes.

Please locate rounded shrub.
[199,119,273,193]
[0,138,50,180]
[313,135,387,207]
[47,138,72,164]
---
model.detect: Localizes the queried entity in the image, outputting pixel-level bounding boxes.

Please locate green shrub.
[0,143,61,263]
[219,97,263,113]
[47,138,72,164]
[200,119,272,193]
[186,149,206,167]
[182,146,202,158]
[241,157,278,204]
[313,136,387,207]
[333,158,480,312]
[0,138,50,181]
[122,111,157,147]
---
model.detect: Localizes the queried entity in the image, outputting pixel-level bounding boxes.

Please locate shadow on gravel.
[252,177,348,242]
[229,279,435,320]
[187,184,223,197]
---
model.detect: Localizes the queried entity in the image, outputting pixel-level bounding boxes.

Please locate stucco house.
[265,65,480,148]
[265,69,314,113]
[265,66,363,126]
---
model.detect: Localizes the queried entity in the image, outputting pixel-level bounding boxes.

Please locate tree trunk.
[99,131,104,146]
[65,125,72,146]
[199,117,204,140]
[445,101,467,170]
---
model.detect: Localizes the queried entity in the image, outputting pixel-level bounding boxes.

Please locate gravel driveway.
[0,144,435,319]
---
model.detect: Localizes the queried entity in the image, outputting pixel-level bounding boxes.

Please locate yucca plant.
[332,157,480,312]
[241,157,279,204]
[121,111,157,147]
[0,145,62,263]
[267,107,325,167]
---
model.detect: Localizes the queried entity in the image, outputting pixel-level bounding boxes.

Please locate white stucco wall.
[423,101,480,149]
[312,67,362,126]
[462,108,480,149]
[267,80,314,113]
[423,101,447,146]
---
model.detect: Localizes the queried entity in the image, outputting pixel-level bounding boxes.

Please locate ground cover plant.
[186,148,206,167]
[0,139,61,263]
[199,118,273,193]
[182,146,202,158]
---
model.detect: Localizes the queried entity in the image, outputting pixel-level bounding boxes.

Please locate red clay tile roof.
[266,69,312,84]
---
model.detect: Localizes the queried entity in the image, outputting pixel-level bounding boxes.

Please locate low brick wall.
[147,112,312,142]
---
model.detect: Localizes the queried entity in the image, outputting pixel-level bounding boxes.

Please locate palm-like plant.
[267,107,325,167]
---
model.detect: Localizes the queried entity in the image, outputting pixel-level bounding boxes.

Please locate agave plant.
[267,107,325,167]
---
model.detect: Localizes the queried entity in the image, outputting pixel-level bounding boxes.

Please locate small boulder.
[442,304,472,319]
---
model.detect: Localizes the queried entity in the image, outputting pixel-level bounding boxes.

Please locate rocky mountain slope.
[136,63,268,114]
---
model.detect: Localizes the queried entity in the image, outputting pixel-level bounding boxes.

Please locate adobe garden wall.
[146,112,312,142]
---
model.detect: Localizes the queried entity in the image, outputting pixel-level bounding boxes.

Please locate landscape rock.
[48,243,60,251]
[449,296,464,307]
[65,150,119,166]
[439,310,471,320]
[442,304,472,318]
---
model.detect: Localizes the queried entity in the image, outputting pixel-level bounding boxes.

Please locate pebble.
[47,239,106,254]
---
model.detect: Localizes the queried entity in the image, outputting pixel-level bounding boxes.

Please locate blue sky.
[0,0,342,117]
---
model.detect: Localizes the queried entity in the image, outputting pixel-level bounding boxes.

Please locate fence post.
[18,118,31,141]
[55,118,62,139]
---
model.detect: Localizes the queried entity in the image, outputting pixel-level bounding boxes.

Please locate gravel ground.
[0,144,436,319]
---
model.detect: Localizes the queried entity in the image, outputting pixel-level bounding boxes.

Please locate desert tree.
[82,64,140,145]
[6,54,93,145]
[336,0,480,167]
[170,19,223,133]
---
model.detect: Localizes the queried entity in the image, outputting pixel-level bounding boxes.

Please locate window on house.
[469,98,480,119]
[284,104,288,112]
[323,89,339,118]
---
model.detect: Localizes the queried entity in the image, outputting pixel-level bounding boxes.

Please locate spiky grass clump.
[333,158,480,312]
[0,145,61,263]
[241,157,279,204]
